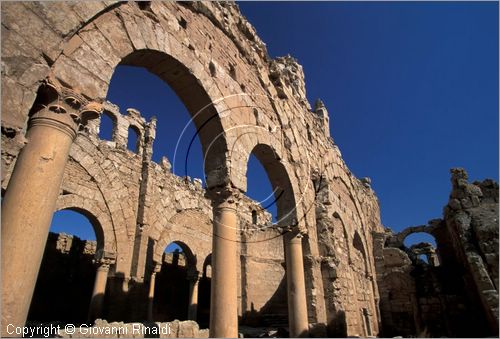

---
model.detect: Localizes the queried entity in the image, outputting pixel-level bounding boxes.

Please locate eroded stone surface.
[1,2,497,338]
[375,168,499,337]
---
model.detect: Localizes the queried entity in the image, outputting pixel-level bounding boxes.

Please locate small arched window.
[99,111,116,141]
[127,125,141,153]
[252,210,257,225]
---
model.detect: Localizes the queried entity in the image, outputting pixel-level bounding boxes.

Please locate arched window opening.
[353,231,369,274]
[403,232,437,248]
[252,210,258,225]
[353,231,366,257]
[153,241,195,322]
[127,125,141,153]
[403,233,440,267]
[246,154,278,224]
[417,254,429,264]
[28,209,99,325]
[243,144,295,329]
[98,111,116,141]
[107,64,206,185]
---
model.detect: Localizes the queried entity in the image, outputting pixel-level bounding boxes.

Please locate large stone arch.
[353,230,370,275]
[45,3,263,188]
[239,141,305,228]
[67,135,135,274]
[56,194,117,257]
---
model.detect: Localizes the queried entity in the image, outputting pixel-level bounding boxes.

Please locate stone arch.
[50,3,241,187]
[241,142,300,226]
[153,209,212,274]
[126,123,142,153]
[203,253,212,278]
[112,49,229,186]
[98,109,118,141]
[67,136,135,274]
[333,211,352,263]
[392,225,437,248]
[353,230,370,274]
[55,194,117,257]
[161,240,197,270]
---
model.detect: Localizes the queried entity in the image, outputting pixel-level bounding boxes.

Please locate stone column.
[1,79,102,334]
[208,187,240,338]
[88,256,115,323]
[187,270,201,321]
[284,230,309,337]
[147,264,161,321]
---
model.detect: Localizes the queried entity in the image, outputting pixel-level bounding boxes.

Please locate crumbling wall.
[314,172,381,337]
[376,168,499,337]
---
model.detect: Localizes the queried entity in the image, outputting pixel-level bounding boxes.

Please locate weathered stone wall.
[1,1,384,335]
[375,169,499,337]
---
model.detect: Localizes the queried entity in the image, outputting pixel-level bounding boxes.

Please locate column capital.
[187,269,201,282]
[153,263,162,273]
[94,257,115,270]
[282,224,307,238]
[29,78,103,140]
[206,185,241,211]
[94,249,116,269]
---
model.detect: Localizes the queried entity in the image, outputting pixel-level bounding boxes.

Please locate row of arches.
[28,210,214,327]
[1,4,324,336]
[98,111,141,154]
[22,52,299,328]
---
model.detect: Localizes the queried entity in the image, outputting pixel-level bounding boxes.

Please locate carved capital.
[187,269,201,282]
[94,258,115,271]
[206,185,241,211]
[282,224,307,238]
[94,249,116,269]
[153,263,162,273]
[28,78,103,139]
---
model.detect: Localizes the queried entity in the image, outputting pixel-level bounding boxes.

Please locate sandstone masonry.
[1,2,498,338]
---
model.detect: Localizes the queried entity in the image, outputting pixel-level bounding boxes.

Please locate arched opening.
[353,230,368,272]
[153,241,195,322]
[98,110,116,141]
[246,144,296,225]
[127,125,141,153]
[241,144,296,331]
[27,209,102,325]
[251,210,258,225]
[403,232,437,248]
[246,154,277,223]
[403,233,440,267]
[106,49,229,187]
[417,254,429,264]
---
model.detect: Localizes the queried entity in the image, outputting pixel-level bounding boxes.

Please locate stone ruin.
[1,2,498,338]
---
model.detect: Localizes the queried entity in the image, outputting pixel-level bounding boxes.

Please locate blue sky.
[51,2,498,249]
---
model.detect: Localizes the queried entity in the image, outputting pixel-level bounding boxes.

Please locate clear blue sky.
[51,2,498,249]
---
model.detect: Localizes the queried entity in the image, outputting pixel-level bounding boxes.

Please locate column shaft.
[147,272,157,321]
[1,123,75,332]
[209,201,238,337]
[188,277,200,321]
[284,232,309,337]
[88,264,110,322]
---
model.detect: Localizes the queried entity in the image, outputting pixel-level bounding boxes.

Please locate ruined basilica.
[1,2,498,338]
